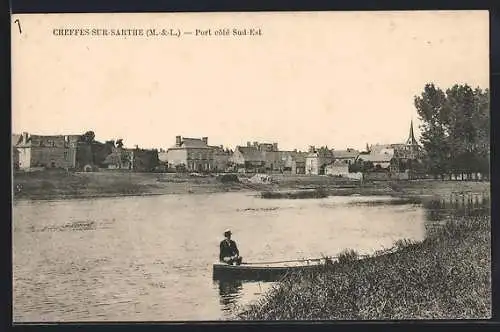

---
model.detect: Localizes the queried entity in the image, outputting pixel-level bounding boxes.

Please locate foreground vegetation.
[238,215,491,320]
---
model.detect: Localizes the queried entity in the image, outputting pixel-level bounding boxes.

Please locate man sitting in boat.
[219,229,243,265]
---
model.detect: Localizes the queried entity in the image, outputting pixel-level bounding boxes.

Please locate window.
[64,151,68,160]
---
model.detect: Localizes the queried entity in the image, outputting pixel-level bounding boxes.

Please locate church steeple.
[406,119,418,146]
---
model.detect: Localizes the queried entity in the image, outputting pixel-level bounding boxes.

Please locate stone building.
[325,159,350,176]
[210,145,232,172]
[356,149,397,171]
[230,141,284,173]
[305,146,334,175]
[12,134,21,170]
[332,148,360,166]
[362,120,424,176]
[230,144,266,173]
[14,132,80,170]
[166,136,234,172]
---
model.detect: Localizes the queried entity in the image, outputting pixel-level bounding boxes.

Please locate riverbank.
[12,170,490,201]
[12,170,250,201]
[237,214,491,320]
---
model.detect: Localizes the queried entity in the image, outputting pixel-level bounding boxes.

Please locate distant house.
[230,141,281,173]
[166,136,213,172]
[12,134,21,170]
[291,151,307,174]
[356,148,398,172]
[362,121,424,176]
[231,145,266,173]
[305,146,334,175]
[325,160,350,176]
[332,148,359,166]
[15,132,80,170]
[275,150,307,174]
[210,145,232,172]
[166,136,233,172]
[102,146,158,171]
[368,121,424,162]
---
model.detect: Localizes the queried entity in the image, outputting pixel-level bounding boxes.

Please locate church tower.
[405,119,420,159]
[405,119,418,146]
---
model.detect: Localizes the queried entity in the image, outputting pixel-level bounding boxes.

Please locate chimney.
[253,141,258,147]
[175,135,182,147]
[309,145,316,153]
[247,141,251,147]
[23,132,29,143]
[272,143,278,151]
[202,137,208,145]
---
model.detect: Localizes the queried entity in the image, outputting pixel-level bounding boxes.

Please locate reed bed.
[238,215,491,320]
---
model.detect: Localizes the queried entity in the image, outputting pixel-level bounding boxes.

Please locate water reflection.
[424,193,490,222]
[217,279,243,310]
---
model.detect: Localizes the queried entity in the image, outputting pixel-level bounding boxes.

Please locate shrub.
[337,249,359,264]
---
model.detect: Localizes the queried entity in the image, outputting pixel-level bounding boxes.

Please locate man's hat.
[224,229,232,236]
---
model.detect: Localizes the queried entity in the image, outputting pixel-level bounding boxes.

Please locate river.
[12,192,489,321]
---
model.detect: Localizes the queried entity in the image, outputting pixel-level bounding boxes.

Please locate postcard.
[11,11,490,322]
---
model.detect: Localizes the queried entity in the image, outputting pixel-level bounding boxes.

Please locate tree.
[81,131,96,143]
[414,83,448,179]
[116,139,124,148]
[444,84,476,178]
[473,88,490,179]
[415,83,489,179]
[349,158,374,173]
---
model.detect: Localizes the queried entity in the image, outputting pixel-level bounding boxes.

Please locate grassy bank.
[238,215,491,320]
[12,170,249,200]
[13,170,490,201]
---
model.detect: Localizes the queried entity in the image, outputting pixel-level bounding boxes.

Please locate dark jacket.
[219,239,239,261]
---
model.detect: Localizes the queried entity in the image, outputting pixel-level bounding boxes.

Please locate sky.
[12,11,489,151]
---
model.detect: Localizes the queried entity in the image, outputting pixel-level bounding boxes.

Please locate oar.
[241,257,327,265]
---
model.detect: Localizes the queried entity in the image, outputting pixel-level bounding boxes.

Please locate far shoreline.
[12,171,490,202]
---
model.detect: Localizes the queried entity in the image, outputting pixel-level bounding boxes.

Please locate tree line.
[415,83,489,180]
[76,131,159,170]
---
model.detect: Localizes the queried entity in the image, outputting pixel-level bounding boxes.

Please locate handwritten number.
[14,19,22,34]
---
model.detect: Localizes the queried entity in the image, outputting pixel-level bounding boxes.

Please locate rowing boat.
[212,258,334,281]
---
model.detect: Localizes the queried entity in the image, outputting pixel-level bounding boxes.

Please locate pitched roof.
[357,150,394,163]
[184,138,207,148]
[333,149,360,159]
[307,149,334,158]
[237,146,265,161]
[12,134,21,147]
[172,138,210,149]
[281,151,307,162]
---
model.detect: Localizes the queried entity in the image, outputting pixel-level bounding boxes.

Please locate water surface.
[12,192,489,321]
